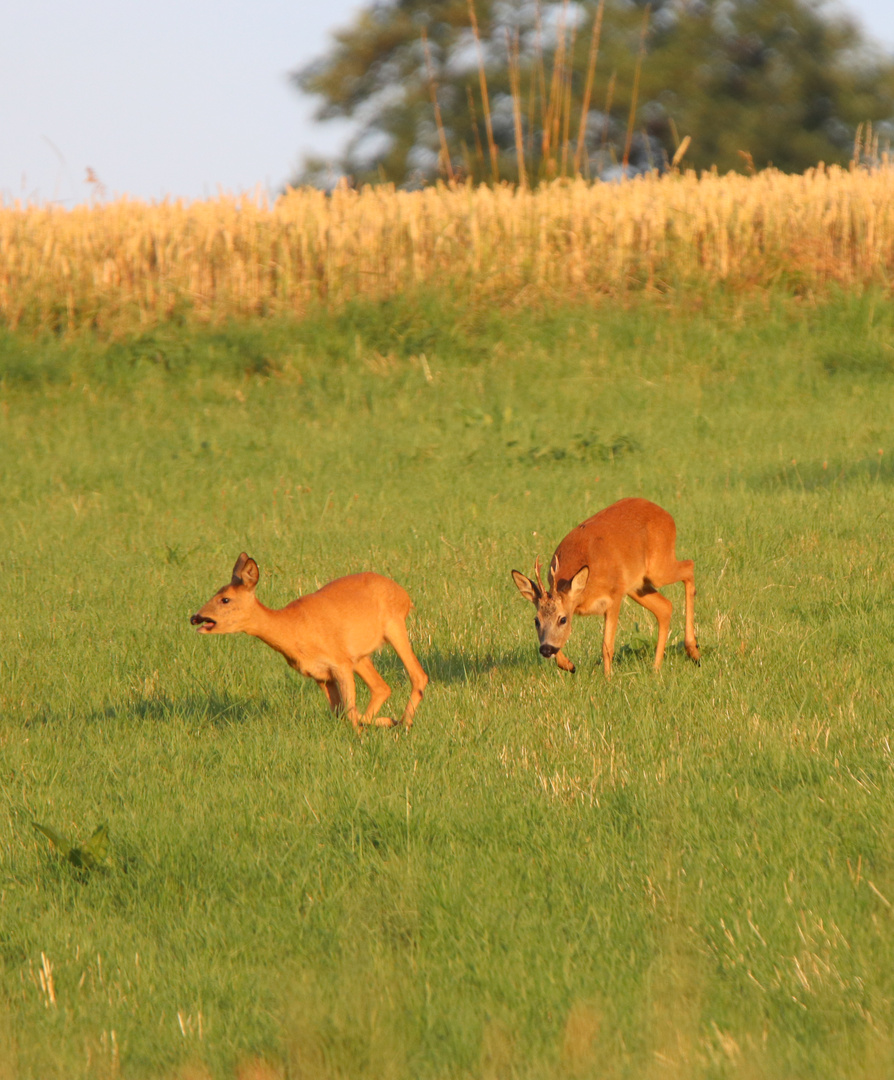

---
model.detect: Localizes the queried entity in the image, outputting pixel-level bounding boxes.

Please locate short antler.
[533,556,545,594]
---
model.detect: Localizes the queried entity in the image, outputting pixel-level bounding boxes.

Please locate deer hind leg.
[679,560,701,664]
[630,587,673,670]
[354,656,396,727]
[384,620,428,728]
[645,556,700,665]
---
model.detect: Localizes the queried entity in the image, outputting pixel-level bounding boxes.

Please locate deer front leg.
[332,667,362,730]
[555,650,576,673]
[602,599,622,678]
[317,679,343,713]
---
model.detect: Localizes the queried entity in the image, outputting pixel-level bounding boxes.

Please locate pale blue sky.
[1,0,892,205]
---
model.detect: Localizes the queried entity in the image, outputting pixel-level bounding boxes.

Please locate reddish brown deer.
[511,498,700,677]
[191,554,428,730]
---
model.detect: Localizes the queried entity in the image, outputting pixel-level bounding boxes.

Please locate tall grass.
[2,165,893,334]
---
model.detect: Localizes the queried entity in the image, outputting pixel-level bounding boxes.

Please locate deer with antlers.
[511,498,700,677]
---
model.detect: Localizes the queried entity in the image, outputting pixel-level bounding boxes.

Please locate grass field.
[3,289,894,1078]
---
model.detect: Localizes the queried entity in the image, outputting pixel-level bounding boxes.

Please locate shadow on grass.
[421,640,703,682]
[116,692,272,727]
[23,692,272,729]
[615,639,706,667]
[820,343,894,377]
[376,645,535,686]
[22,641,703,731]
[749,452,894,492]
[545,638,705,676]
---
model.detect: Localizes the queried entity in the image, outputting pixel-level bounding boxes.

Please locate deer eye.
[534,617,540,630]
[220,597,230,604]
[559,616,567,625]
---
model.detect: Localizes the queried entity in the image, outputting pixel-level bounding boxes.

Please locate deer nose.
[540,644,558,658]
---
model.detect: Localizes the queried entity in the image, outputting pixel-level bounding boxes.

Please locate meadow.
[2,285,894,1079]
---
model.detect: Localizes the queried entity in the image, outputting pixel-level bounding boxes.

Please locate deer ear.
[568,565,589,601]
[511,570,540,604]
[232,553,260,590]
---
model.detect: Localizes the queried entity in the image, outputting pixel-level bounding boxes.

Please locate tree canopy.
[293,0,894,186]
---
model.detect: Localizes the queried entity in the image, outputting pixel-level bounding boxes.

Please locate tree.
[292,0,894,187]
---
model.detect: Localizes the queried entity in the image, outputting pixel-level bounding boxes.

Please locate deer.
[511,498,700,678]
[190,553,428,731]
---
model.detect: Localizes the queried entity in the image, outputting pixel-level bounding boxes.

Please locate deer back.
[551,497,678,604]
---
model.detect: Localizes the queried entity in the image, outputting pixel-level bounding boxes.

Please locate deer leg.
[332,667,361,730]
[602,598,623,678]
[317,679,343,713]
[354,656,396,727]
[555,650,576,673]
[649,557,700,665]
[630,588,673,670]
[680,563,701,664]
[384,621,428,727]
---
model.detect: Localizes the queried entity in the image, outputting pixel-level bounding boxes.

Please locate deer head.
[190,552,260,634]
[511,555,589,660]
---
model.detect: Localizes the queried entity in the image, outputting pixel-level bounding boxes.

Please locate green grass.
[3,290,894,1079]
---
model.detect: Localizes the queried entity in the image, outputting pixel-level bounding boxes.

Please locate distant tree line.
[293,0,894,187]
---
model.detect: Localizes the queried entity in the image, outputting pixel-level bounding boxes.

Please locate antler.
[533,556,546,594]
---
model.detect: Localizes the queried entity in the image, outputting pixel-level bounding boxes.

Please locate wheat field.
[2,165,893,333]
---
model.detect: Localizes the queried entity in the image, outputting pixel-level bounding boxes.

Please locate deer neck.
[240,600,289,639]
[243,597,298,648]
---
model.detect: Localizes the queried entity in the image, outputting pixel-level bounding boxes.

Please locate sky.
[2,0,893,206]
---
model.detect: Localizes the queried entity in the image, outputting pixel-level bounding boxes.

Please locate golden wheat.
[1,165,893,333]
